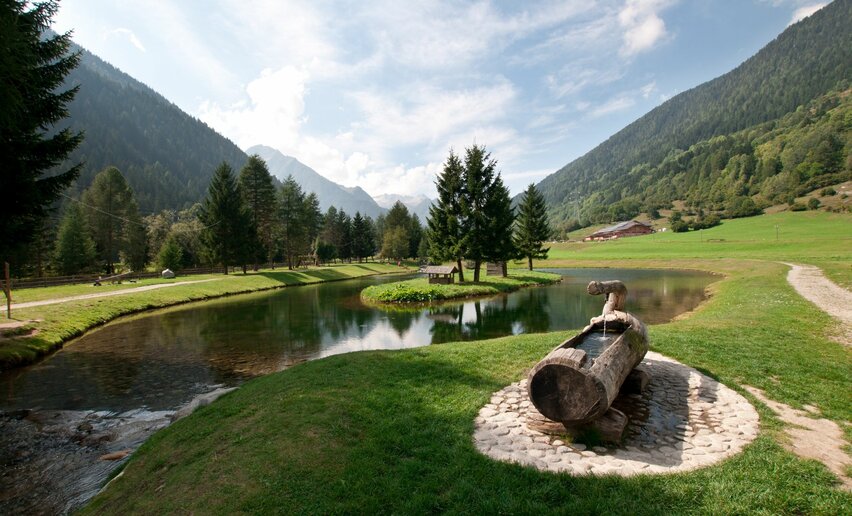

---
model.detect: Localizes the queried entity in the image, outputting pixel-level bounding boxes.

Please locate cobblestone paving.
[473,351,759,476]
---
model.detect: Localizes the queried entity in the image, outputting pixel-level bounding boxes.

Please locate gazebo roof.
[424,265,458,275]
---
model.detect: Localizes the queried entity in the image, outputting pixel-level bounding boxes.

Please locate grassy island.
[360,270,562,303]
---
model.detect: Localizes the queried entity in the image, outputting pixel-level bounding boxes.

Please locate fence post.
[3,262,10,319]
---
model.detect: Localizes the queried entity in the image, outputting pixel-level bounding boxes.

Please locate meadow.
[81,211,851,513]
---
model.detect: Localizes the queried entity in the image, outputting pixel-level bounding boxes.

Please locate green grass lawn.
[83,257,851,514]
[361,270,561,303]
[0,263,408,369]
[551,211,851,288]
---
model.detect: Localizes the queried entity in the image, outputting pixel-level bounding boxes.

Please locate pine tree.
[484,174,516,275]
[81,167,145,273]
[351,212,371,262]
[427,150,466,281]
[408,213,423,260]
[514,183,551,271]
[200,162,250,274]
[278,175,307,269]
[1,1,84,265]
[53,203,96,275]
[156,234,183,271]
[460,144,497,282]
[239,155,277,268]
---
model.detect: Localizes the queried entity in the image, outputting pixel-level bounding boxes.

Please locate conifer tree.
[427,150,466,281]
[1,0,83,265]
[200,162,250,274]
[81,167,144,273]
[279,175,308,269]
[460,145,497,282]
[156,233,183,271]
[53,203,96,275]
[514,183,551,271]
[484,174,516,275]
[239,155,278,268]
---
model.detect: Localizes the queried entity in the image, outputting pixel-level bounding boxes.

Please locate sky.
[52,0,828,199]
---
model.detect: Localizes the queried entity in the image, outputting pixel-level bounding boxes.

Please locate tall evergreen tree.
[53,203,96,275]
[351,212,374,262]
[279,175,308,269]
[1,0,83,265]
[81,167,144,273]
[427,150,466,281]
[238,155,278,268]
[514,183,551,271]
[200,162,250,274]
[0,0,83,261]
[336,210,353,262]
[303,192,323,261]
[408,213,423,260]
[460,145,497,282]
[484,174,515,275]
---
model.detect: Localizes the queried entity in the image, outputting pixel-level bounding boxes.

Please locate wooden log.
[527,280,649,426]
[621,367,651,394]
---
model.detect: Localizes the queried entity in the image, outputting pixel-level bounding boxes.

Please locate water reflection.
[0,268,714,414]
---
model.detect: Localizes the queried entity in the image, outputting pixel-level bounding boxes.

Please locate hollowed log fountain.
[527,280,649,440]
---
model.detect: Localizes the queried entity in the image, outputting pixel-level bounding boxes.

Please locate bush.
[820,187,836,196]
[807,198,821,210]
[691,214,721,230]
[725,196,762,219]
[670,220,690,233]
[789,202,807,212]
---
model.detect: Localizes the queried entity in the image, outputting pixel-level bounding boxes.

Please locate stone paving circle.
[473,351,759,476]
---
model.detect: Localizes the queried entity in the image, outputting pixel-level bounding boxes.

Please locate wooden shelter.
[425,265,458,284]
[487,262,507,277]
[584,220,653,241]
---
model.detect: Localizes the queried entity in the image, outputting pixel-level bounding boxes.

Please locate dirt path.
[9,279,220,310]
[783,263,852,346]
[744,386,852,491]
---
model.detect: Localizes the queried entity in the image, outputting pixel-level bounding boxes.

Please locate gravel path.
[9,279,220,310]
[783,263,852,346]
[473,352,759,476]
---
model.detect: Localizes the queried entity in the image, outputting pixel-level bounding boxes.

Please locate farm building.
[584,220,654,241]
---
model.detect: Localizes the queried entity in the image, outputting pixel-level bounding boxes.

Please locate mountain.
[59,41,248,212]
[538,0,852,228]
[246,145,385,218]
[373,194,434,221]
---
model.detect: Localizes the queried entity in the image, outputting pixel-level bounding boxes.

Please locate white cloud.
[640,81,657,98]
[590,95,636,117]
[788,3,827,25]
[618,0,673,56]
[105,28,145,52]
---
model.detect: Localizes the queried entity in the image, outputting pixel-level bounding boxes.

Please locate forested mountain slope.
[59,43,249,212]
[538,0,852,228]
[247,145,385,218]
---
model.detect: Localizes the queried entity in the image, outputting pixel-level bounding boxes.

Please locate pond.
[0,268,715,513]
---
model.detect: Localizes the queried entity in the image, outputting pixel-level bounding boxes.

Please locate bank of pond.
[0,267,716,513]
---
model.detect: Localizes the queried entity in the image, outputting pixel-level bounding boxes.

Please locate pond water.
[0,268,715,513]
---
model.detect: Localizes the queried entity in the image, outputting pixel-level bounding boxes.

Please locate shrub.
[807,198,821,210]
[789,202,807,212]
[820,187,836,196]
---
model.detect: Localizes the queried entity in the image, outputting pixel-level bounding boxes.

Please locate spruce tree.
[200,162,250,274]
[1,1,83,265]
[460,144,497,282]
[278,175,307,269]
[81,167,144,273]
[53,203,96,275]
[514,183,551,270]
[427,150,466,281]
[484,174,516,275]
[239,155,277,268]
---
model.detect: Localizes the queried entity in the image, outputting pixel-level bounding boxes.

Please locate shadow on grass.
[82,339,848,515]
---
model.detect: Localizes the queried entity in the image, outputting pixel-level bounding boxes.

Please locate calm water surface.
[1,268,715,413]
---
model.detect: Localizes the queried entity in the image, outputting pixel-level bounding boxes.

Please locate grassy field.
[78,211,852,513]
[551,211,851,288]
[0,263,408,369]
[361,270,561,303]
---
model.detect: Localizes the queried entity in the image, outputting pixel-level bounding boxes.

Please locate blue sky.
[53,0,828,198]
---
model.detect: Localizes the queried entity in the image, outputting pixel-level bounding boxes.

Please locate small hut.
[425,265,458,284]
[487,262,507,277]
